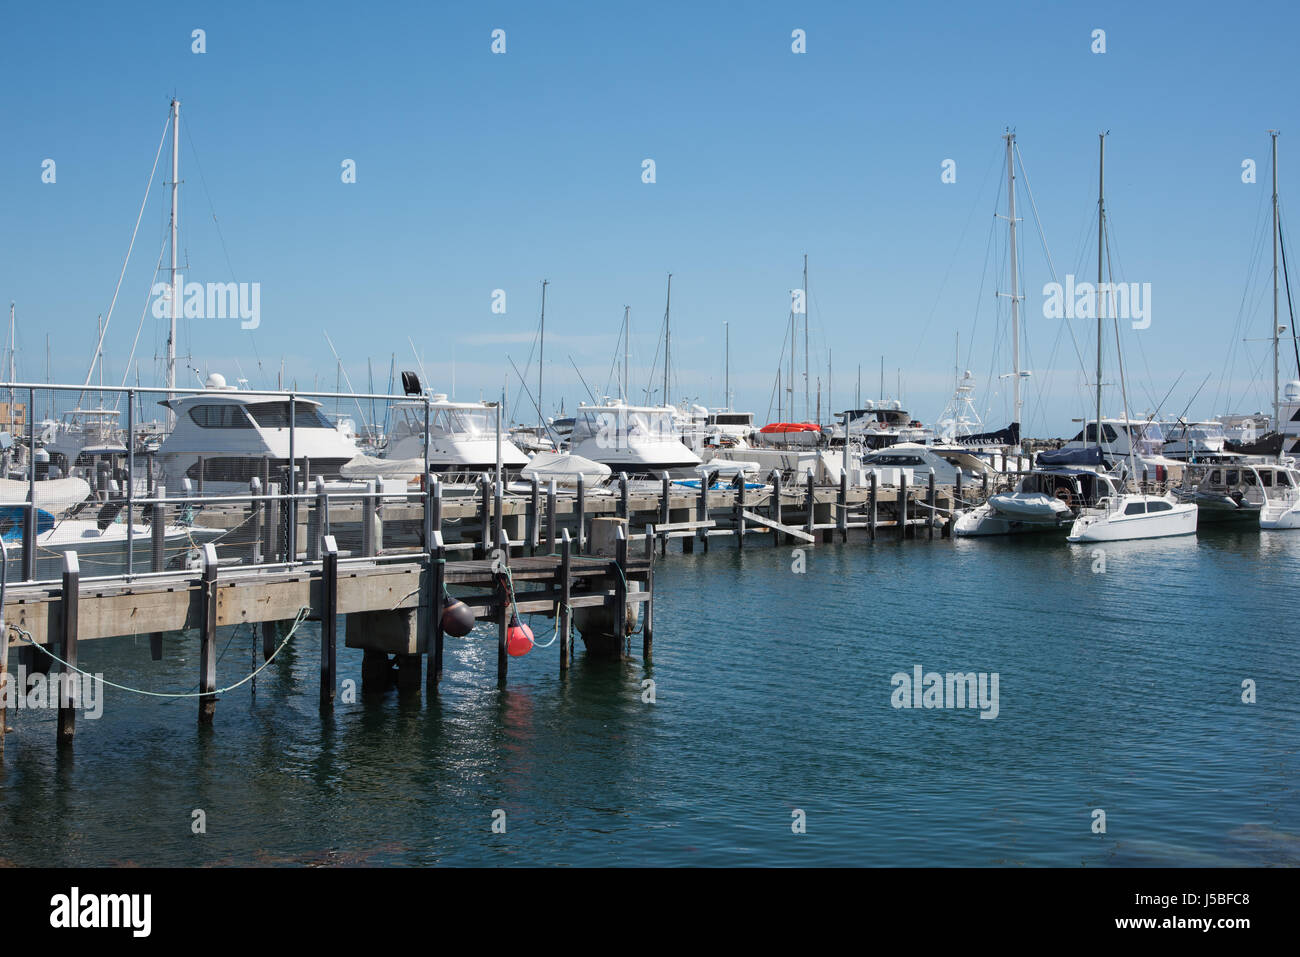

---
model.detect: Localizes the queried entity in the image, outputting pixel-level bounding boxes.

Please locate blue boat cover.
[0,505,56,540]
[1036,446,1106,467]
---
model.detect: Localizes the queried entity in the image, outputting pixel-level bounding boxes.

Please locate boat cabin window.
[571,408,676,443]
[1208,470,1222,485]
[867,454,927,467]
[1279,472,1296,488]
[708,413,753,427]
[189,405,254,429]
[1225,470,1239,485]
[1068,424,1121,444]
[245,402,335,430]
[1147,500,1173,512]
[1123,501,1147,515]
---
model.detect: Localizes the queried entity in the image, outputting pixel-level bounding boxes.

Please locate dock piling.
[149,485,167,660]
[427,531,447,691]
[57,551,79,745]
[199,544,219,725]
[320,536,338,711]
[559,530,572,673]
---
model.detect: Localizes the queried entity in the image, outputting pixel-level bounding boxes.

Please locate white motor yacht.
[567,400,702,476]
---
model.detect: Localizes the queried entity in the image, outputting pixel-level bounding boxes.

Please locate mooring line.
[5,606,310,699]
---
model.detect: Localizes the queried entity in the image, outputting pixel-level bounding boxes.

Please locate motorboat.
[0,504,224,582]
[383,394,529,474]
[153,374,363,493]
[567,400,702,475]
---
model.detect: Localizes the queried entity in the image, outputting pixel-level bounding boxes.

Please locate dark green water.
[2,526,1297,866]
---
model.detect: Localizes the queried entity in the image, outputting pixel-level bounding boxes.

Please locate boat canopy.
[1037,446,1106,467]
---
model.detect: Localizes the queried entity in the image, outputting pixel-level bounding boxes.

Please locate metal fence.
[0,382,460,585]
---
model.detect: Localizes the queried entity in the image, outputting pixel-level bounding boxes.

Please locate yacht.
[832,401,932,449]
[567,400,702,475]
[858,443,994,487]
[42,408,128,486]
[1066,492,1198,543]
[1161,420,1228,460]
[153,375,362,493]
[383,395,530,474]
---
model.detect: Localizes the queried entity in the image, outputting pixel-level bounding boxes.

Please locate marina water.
[1,527,1296,867]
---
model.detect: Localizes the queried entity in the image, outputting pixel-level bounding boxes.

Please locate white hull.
[3,522,224,581]
[1067,496,1197,543]
[1260,501,1300,529]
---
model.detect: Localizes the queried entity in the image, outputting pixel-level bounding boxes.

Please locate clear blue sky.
[2,0,1297,436]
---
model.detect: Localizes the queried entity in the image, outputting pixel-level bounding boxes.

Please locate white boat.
[1161,419,1228,460]
[954,466,1121,537]
[154,375,363,493]
[567,400,702,475]
[383,394,529,474]
[0,505,224,581]
[1066,493,1198,543]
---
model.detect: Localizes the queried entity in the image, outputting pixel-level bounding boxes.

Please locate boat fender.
[441,598,476,637]
[506,614,534,656]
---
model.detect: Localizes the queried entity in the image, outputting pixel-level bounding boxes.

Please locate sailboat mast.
[167,98,180,429]
[1004,131,1022,433]
[803,254,809,421]
[724,321,730,409]
[1095,132,1106,449]
[1271,130,1281,437]
[623,305,630,403]
[539,278,548,429]
[663,273,672,406]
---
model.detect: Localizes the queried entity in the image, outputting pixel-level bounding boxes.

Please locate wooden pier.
[0,465,973,753]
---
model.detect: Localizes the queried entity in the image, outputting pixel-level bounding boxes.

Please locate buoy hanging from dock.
[441,598,476,637]
[506,614,534,656]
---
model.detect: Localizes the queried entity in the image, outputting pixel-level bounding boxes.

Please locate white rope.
[7,606,310,698]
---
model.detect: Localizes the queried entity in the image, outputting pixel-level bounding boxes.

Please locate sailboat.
[1066,134,1196,543]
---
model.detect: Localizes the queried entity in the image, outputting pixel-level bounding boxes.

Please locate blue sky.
[2,0,1297,436]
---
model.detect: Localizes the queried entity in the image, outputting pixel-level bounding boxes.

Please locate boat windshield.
[572,408,676,442]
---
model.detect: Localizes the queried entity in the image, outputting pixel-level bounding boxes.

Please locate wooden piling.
[479,474,491,559]
[576,473,587,554]
[320,536,338,710]
[927,471,937,540]
[546,480,558,554]
[150,485,167,661]
[698,477,709,552]
[735,474,746,549]
[427,531,446,691]
[619,472,629,520]
[559,530,572,673]
[643,524,654,659]
[660,472,670,555]
[528,475,540,556]
[899,472,909,541]
[493,479,504,551]
[838,471,848,542]
[361,480,377,558]
[869,471,878,540]
[615,526,629,654]
[199,544,219,724]
[806,471,817,539]
[771,470,783,546]
[496,570,509,686]
[57,552,79,745]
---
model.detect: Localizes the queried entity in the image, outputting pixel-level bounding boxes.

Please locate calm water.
[2,526,1297,867]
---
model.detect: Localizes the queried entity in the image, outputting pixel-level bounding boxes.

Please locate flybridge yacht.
[1161,420,1229,460]
[153,374,362,493]
[830,401,932,449]
[1059,417,1165,464]
[567,400,702,475]
[42,408,128,483]
[383,395,529,473]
